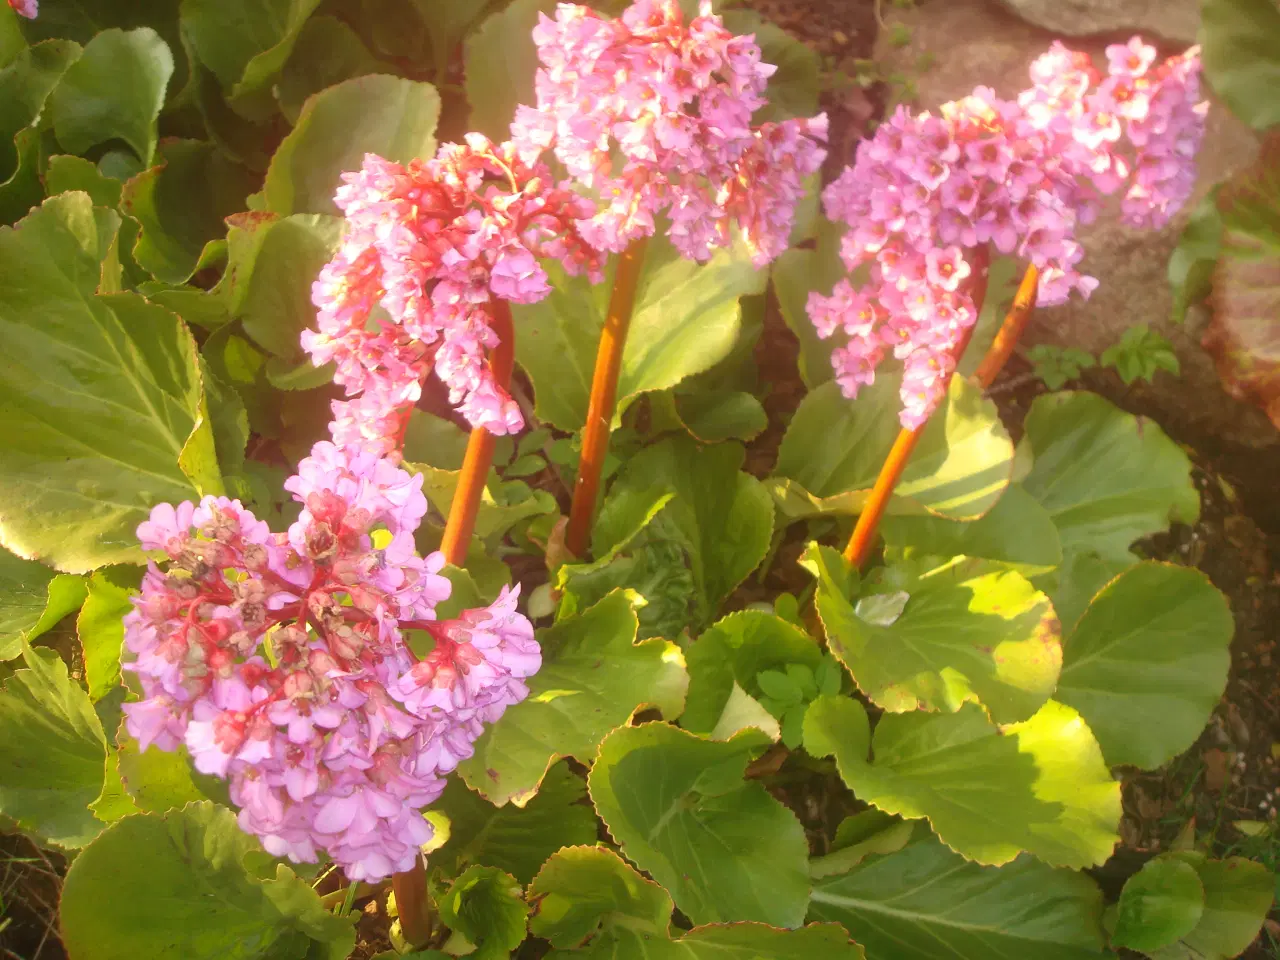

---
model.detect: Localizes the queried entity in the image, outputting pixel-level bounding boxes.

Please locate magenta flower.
[512,0,827,266]
[810,37,1205,428]
[122,442,541,882]
[306,136,603,455]
[7,0,36,19]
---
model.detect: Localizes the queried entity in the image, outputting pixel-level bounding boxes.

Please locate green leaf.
[0,546,86,660]
[403,409,471,470]
[0,644,107,848]
[588,723,811,927]
[275,15,383,124]
[1111,855,1204,953]
[1204,133,1280,430]
[0,39,82,185]
[811,556,1061,724]
[1018,391,1198,570]
[76,565,143,701]
[721,13,821,123]
[59,801,356,960]
[464,0,555,140]
[1201,0,1280,131]
[45,154,123,206]
[674,389,768,443]
[771,218,845,388]
[808,829,1107,960]
[122,139,257,284]
[682,610,822,736]
[263,73,440,217]
[0,194,215,572]
[514,234,768,432]
[432,761,596,885]
[880,483,1063,577]
[437,866,528,960]
[115,725,211,814]
[1099,325,1180,385]
[409,463,557,545]
[181,0,323,119]
[530,845,865,958]
[50,28,173,165]
[1147,853,1275,960]
[1055,562,1234,771]
[409,0,499,81]
[803,695,1121,868]
[216,212,342,358]
[1169,191,1224,323]
[458,591,687,806]
[570,436,773,636]
[771,375,1014,524]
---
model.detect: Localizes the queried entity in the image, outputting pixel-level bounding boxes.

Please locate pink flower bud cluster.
[305,135,604,455]
[6,0,36,19]
[122,441,541,882]
[511,0,828,266]
[809,37,1205,429]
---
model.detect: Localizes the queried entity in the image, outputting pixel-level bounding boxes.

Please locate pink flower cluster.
[808,37,1205,428]
[6,0,36,19]
[512,0,827,265]
[122,442,540,882]
[305,135,603,455]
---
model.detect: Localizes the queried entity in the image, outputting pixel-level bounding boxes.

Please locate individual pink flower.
[809,37,1204,428]
[7,0,36,19]
[122,443,541,882]
[306,137,603,455]
[512,0,827,265]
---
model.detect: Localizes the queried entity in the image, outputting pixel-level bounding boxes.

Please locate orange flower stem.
[972,263,1040,389]
[842,246,995,569]
[392,300,514,947]
[565,238,649,558]
[439,299,516,568]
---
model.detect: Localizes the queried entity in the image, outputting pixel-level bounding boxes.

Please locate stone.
[871,0,1276,449]
[994,0,1201,47]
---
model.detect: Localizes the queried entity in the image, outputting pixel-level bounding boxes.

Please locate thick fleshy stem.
[565,238,649,557]
[439,301,517,567]
[842,247,993,568]
[972,265,1040,389]
[392,300,514,948]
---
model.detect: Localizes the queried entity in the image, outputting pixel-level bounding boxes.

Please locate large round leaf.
[0,195,216,572]
[437,866,528,960]
[457,591,688,806]
[0,546,85,661]
[812,556,1061,724]
[1018,391,1198,570]
[0,644,107,848]
[1149,853,1275,960]
[530,846,864,959]
[513,235,768,432]
[464,0,553,140]
[588,723,811,928]
[803,696,1121,869]
[1201,0,1280,131]
[771,375,1014,524]
[263,74,440,216]
[59,802,355,960]
[1111,855,1205,953]
[1055,562,1233,770]
[808,829,1107,960]
[49,27,173,165]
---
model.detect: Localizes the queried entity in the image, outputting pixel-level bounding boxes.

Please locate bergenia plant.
[0,0,1272,958]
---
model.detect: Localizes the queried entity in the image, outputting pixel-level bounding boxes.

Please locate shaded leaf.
[514,234,768,432]
[803,695,1121,868]
[1204,132,1280,429]
[1056,562,1233,770]
[588,723,810,927]
[0,546,85,660]
[0,644,107,848]
[263,73,440,216]
[1112,855,1204,953]
[1169,190,1223,323]
[50,27,172,165]
[458,591,688,806]
[771,375,1014,524]
[275,15,383,123]
[1148,853,1274,960]
[808,828,1106,960]
[76,565,142,701]
[464,0,555,140]
[437,866,528,960]
[59,801,356,960]
[45,154,122,206]
[1201,0,1280,131]
[674,389,768,443]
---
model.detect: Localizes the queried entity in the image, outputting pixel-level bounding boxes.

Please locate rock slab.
[994,0,1201,46]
